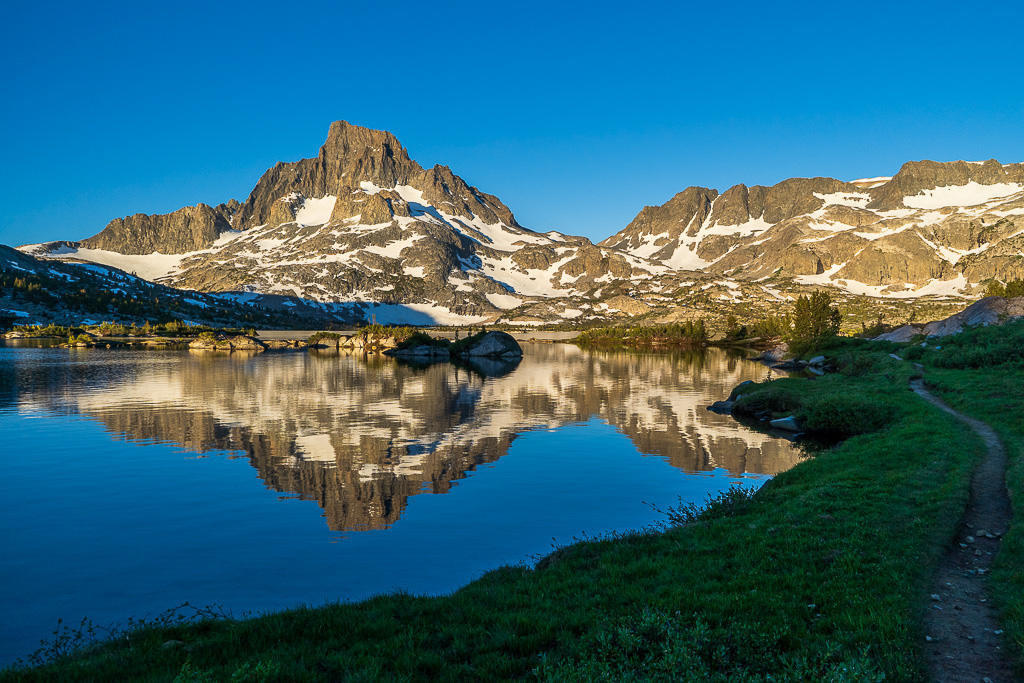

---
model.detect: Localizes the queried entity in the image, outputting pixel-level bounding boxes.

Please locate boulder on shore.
[770,416,802,432]
[456,331,523,358]
[751,342,789,363]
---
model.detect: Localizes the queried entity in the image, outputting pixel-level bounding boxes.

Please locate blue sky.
[2,0,1022,247]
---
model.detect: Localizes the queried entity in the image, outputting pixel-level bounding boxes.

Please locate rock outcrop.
[385,344,451,359]
[921,296,1024,337]
[867,160,1024,211]
[83,201,240,254]
[455,331,523,358]
[873,295,1024,340]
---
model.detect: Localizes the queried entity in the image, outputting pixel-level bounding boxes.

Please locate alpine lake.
[0,340,803,666]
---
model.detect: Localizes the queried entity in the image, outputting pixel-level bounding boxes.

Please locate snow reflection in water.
[0,343,800,665]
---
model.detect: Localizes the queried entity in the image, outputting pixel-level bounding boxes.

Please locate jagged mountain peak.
[23,121,658,325]
[319,120,410,164]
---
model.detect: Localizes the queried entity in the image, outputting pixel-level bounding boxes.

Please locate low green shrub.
[797,394,897,437]
[307,331,341,345]
[903,345,926,362]
[983,278,1024,298]
[395,331,450,350]
[733,386,800,415]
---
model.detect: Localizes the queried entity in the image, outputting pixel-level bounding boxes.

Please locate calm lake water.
[0,343,800,665]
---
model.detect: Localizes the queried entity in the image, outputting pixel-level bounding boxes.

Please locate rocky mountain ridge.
[603,160,1024,297]
[18,122,1024,326]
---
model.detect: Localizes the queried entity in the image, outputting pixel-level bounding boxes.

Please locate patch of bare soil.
[911,380,1014,682]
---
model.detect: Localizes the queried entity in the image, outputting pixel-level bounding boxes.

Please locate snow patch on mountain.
[706,216,774,237]
[814,191,872,208]
[903,182,1024,209]
[294,196,337,226]
[486,293,524,309]
[850,176,892,188]
[24,245,188,280]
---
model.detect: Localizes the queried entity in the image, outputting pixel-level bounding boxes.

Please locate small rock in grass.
[930,594,941,601]
[966,536,975,543]
[769,415,801,432]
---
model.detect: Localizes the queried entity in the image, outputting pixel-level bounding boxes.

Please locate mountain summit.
[26,122,655,324]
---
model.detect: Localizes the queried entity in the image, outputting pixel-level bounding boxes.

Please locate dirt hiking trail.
[911,379,1014,682]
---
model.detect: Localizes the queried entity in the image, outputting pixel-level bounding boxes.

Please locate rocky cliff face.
[82,200,240,254]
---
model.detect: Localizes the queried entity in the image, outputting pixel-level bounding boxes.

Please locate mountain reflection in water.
[4,344,800,531]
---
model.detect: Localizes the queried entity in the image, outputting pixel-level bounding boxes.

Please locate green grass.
[732,343,912,438]
[2,345,991,682]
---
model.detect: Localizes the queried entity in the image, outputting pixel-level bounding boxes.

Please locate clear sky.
[2,0,1022,248]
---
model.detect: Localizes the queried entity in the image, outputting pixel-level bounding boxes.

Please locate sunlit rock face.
[13,345,801,531]
[602,160,1024,296]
